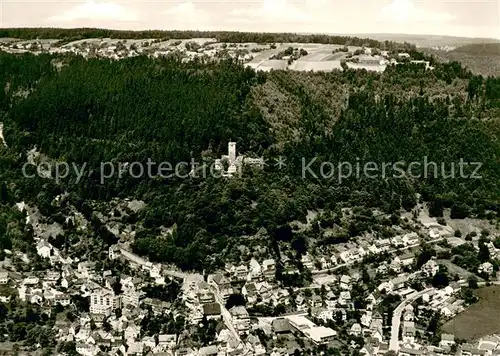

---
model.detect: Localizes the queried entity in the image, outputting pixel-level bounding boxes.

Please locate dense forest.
[0,45,499,272]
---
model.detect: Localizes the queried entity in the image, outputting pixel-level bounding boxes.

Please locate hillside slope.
[0,50,499,272]
[425,43,500,77]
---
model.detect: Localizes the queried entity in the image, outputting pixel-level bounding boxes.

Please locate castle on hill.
[215,142,264,177]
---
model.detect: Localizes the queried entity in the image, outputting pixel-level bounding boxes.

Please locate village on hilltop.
[0,37,432,73]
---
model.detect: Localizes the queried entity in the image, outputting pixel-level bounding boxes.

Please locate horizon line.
[1,26,499,42]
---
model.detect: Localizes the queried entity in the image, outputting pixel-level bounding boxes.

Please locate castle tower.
[228,142,236,164]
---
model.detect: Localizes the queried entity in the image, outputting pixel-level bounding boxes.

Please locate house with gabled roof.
[340,275,352,290]
[203,302,221,320]
[229,306,250,334]
[262,259,276,280]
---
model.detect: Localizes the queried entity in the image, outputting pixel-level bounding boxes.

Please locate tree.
[461,287,478,304]
[427,312,440,339]
[432,271,449,288]
[429,200,444,217]
[362,267,371,284]
[478,241,490,262]
[450,204,470,219]
[225,294,246,309]
[112,280,122,295]
[193,316,217,346]
[341,60,348,71]
[468,276,479,289]
[283,46,294,56]
[416,245,435,269]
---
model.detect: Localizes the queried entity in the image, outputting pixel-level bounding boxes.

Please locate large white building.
[90,288,121,316]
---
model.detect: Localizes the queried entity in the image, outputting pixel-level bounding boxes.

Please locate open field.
[246,42,368,72]
[442,286,500,340]
[289,61,343,72]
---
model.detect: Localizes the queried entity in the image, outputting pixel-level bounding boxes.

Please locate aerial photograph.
[0,0,499,355]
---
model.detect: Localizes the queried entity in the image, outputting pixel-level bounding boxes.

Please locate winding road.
[389,280,500,352]
[389,288,433,351]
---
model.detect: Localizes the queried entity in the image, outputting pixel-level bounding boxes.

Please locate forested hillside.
[0,49,499,273]
[425,43,500,77]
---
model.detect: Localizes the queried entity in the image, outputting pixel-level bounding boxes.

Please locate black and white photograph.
[0,1,499,355]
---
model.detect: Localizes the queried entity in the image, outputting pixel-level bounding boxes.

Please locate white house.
[479,262,494,275]
[349,323,362,336]
[402,232,419,246]
[36,240,52,259]
[124,323,140,341]
[340,275,352,290]
[90,288,121,316]
[0,272,8,284]
[338,291,351,306]
[421,259,439,277]
[301,253,315,270]
[440,334,455,348]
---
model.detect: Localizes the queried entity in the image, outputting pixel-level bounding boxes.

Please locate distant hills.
[339,33,500,49]
[341,34,500,77]
[425,43,500,77]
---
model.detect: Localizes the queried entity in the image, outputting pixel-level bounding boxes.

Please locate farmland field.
[255,59,288,71]
[322,52,348,61]
[441,286,500,340]
[290,60,343,72]
[302,49,335,61]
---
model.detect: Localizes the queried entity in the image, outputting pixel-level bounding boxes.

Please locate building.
[36,240,52,259]
[233,265,248,281]
[340,275,352,290]
[158,334,177,349]
[272,318,292,334]
[440,333,456,348]
[403,321,416,339]
[198,290,216,304]
[376,238,391,251]
[229,306,250,334]
[122,289,142,308]
[309,295,323,308]
[203,303,221,320]
[350,323,362,336]
[108,245,121,260]
[214,141,264,178]
[358,55,383,65]
[390,275,408,291]
[479,262,494,275]
[301,253,315,270]
[54,293,71,306]
[303,326,337,345]
[124,323,140,341]
[90,288,121,316]
[208,273,232,301]
[262,259,276,279]
[402,232,419,246]
[0,272,8,284]
[421,259,439,277]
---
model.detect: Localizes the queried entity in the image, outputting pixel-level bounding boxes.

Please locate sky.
[1,0,499,39]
